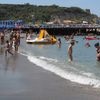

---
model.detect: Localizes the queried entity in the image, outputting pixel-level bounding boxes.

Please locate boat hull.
[26,39,56,45]
[85,37,98,40]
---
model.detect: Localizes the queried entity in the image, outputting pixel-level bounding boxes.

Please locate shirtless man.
[68,41,75,62]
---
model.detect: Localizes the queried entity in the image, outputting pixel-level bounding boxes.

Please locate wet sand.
[0,52,100,100]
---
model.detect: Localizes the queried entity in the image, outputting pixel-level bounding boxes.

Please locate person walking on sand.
[68,41,75,62]
[5,40,13,56]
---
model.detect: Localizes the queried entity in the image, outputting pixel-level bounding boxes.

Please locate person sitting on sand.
[94,42,100,61]
[68,40,75,62]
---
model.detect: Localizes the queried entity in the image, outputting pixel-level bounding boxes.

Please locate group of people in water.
[57,35,100,62]
[0,30,100,62]
[57,35,76,62]
[0,30,20,56]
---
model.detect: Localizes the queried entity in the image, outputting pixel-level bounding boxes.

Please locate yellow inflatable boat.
[26,29,57,44]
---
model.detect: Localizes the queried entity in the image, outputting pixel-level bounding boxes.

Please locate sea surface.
[19,36,100,88]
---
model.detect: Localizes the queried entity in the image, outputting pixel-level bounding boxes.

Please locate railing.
[0,23,100,29]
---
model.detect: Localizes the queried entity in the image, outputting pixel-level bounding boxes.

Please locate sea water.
[19,36,100,88]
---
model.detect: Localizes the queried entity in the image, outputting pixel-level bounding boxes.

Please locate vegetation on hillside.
[0,4,98,24]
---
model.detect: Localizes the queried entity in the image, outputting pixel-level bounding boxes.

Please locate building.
[0,20,24,28]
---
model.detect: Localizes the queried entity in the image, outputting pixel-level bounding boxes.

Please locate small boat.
[85,36,98,40]
[26,29,57,44]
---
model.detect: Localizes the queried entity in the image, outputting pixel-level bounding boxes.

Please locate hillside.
[0,4,98,24]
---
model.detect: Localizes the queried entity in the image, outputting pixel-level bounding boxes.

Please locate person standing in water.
[57,38,61,48]
[0,32,5,45]
[94,42,100,61]
[68,41,75,62]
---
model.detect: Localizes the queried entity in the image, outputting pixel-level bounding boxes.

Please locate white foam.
[39,56,58,62]
[18,49,100,88]
[27,55,100,88]
[19,52,28,57]
[82,72,95,77]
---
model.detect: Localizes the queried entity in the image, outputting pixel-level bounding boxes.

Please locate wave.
[19,50,100,88]
[39,56,58,62]
[28,55,100,88]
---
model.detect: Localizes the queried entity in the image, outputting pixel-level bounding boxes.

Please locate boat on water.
[85,36,99,40]
[26,29,57,44]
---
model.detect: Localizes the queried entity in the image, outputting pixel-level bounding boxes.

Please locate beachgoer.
[68,40,75,62]
[64,36,70,41]
[0,32,4,45]
[5,40,13,56]
[85,42,90,48]
[12,37,16,51]
[94,42,100,61]
[12,37,19,52]
[16,31,20,45]
[57,38,61,48]
[27,33,31,40]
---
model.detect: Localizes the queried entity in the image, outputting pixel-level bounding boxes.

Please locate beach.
[0,0,100,99]
[0,52,100,100]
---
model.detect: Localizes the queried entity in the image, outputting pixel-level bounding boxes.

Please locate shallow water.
[19,36,100,88]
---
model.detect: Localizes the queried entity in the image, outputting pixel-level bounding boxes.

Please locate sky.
[0,0,99,16]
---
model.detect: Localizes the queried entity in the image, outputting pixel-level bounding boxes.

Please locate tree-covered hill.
[0,4,98,24]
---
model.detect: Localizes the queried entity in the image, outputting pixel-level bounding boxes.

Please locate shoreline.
[0,53,100,100]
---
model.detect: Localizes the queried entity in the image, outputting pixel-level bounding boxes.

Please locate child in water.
[5,40,13,56]
[57,38,61,48]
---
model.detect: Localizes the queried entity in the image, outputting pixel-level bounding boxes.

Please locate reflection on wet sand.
[0,47,18,72]
[0,47,4,55]
[4,53,18,72]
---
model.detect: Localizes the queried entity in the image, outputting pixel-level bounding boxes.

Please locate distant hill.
[0,4,98,24]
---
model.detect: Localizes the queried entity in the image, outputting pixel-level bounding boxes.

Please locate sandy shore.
[0,51,100,100]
